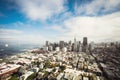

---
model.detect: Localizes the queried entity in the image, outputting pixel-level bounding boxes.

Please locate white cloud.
[1,0,120,43]
[0,29,23,42]
[0,28,46,44]
[45,25,65,32]
[35,11,120,42]
[16,0,66,21]
[52,12,120,42]
[1,11,120,43]
[19,34,46,44]
[0,29,23,35]
[75,0,120,15]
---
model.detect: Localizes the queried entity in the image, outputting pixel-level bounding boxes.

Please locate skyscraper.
[82,37,88,52]
[59,41,64,49]
[77,41,82,52]
[46,41,49,46]
[83,37,87,46]
[74,37,77,52]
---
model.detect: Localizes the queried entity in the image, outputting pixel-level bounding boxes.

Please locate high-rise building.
[53,43,59,50]
[48,46,53,51]
[77,41,82,52]
[82,37,88,52]
[68,40,72,46]
[59,41,64,49]
[89,42,95,51]
[74,37,77,52]
[46,41,49,46]
[83,37,87,46]
[68,41,72,51]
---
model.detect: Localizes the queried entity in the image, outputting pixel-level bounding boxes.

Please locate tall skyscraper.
[46,41,49,46]
[74,37,77,52]
[82,37,88,52]
[83,37,87,46]
[88,42,95,52]
[59,41,64,49]
[68,40,72,46]
[77,41,82,52]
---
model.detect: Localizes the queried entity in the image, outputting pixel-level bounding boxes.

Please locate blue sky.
[0,0,120,44]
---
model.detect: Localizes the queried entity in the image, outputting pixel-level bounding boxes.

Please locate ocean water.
[0,42,41,58]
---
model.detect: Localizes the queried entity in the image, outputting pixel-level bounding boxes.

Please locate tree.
[26,73,37,80]
[44,60,51,68]
[8,75,18,80]
[59,65,66,72]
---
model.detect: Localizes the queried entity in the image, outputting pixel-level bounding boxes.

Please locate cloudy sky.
[0,0,120,44]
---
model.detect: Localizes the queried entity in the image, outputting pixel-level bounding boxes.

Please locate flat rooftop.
[0,63,21,76]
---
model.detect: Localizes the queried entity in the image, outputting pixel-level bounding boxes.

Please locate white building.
[39,63,44,69]
[48,46,53,51]
[56,47,60,52]
[57,73,64,80]
[62,47,67,52]
[44,46,48,51]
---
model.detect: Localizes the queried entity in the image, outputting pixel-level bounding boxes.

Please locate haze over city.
[0,0,120,44]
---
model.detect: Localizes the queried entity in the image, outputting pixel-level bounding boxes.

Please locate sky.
[0,0,120,44]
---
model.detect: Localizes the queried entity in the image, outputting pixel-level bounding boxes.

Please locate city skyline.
[0,1,120,79]
[0,0,120,44]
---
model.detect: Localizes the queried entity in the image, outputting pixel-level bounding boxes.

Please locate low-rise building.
[0,63,20,80]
